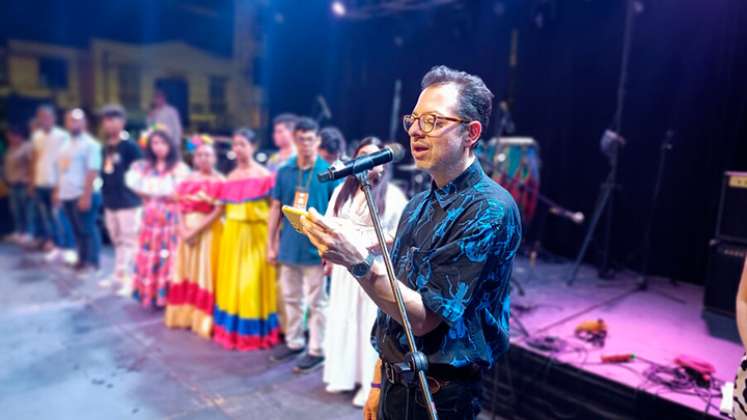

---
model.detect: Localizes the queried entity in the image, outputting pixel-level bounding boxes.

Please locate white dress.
[322,183,408,396]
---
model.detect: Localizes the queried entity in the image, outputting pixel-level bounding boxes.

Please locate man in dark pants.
[301,66,522,419]
[55,109,102,276]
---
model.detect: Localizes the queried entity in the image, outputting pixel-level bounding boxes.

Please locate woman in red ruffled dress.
[164,138,224,338]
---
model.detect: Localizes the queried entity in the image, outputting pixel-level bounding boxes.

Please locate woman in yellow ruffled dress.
[164,138,224,338]
[213,128,280,351]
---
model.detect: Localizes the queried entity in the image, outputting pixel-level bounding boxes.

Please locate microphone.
[318,143,405,182]
[549,206,585,224]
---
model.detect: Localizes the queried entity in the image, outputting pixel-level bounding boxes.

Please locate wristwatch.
[349,252,375,280]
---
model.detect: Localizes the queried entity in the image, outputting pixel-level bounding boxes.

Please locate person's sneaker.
[62,250,78,266]
[44,248,61,262]
[293,353,324,373]
[76,265,99,279]
[19,234,34,246]
[116,285,134,298]
[5,233,22,244]
[269,344,305,362]
[98,275,115,288]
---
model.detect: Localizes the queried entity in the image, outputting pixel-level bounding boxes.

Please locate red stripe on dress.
[166,281,214,314]
[213,325,281,352]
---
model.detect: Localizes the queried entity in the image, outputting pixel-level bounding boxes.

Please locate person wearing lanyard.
[267,117,341,373]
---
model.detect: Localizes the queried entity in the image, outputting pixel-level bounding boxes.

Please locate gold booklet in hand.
[281,205,309,233]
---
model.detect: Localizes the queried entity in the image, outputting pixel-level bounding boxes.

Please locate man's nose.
[408,120,424,138]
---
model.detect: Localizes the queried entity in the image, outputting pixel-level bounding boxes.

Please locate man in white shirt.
[146,89,182,146]
[30,104,74,262]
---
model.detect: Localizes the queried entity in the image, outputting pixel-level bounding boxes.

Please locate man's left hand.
[77,195,91,211]
[301,208,368,270]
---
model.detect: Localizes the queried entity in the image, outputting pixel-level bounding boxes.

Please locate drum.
[491,137,541,224]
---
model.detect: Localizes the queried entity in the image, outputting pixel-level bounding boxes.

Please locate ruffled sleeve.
[125,160,148,195]
[219,174,275,204]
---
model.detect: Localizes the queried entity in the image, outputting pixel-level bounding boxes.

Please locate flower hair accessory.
[138,123,172,149]
[186,134,214,153]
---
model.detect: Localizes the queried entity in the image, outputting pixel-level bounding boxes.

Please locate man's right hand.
[52,190,60,209]
[267,242,278,264]
[363,388,380,420]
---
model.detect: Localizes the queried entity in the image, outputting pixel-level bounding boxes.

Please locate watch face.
[351,254,373,277]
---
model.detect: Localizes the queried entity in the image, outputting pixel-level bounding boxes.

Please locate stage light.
[331,1,346,16]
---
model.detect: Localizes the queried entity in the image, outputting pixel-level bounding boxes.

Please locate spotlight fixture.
[331,1,347,16]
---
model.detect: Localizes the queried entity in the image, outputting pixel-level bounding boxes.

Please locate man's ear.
[465,121,482,149]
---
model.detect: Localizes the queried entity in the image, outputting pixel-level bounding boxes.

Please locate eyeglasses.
[402,113,469,134]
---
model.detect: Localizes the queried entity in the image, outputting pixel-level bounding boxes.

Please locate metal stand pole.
[638,130,675,289]
[355,171,438,420]
[567,169,615,286]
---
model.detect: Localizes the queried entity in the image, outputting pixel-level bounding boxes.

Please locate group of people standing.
[2,104,406,407]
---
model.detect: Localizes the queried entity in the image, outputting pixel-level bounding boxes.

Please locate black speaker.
[716,171,747,244]
[704,239,746,317]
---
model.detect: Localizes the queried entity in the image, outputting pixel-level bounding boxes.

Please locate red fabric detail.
[177,179,222,213]
[213,325,280,352]
[166,280,214,315]
[219,176,275,203]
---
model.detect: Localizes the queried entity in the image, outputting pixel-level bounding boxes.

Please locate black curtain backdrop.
[262,0,747,284]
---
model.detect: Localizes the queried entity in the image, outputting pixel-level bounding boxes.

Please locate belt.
[382,360,481,394]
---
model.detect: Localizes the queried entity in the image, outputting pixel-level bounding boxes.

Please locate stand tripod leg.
[567,181,613,286]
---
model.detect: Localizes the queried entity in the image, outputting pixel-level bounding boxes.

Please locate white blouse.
[125,160,190,197]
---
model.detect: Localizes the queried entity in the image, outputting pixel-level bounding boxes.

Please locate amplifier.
[703,239,746,317]
[716,171,747,244]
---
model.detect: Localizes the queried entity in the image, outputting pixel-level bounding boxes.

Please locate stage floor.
[0,241,740,419]
[504,256,742,418]
[0,244,362,420]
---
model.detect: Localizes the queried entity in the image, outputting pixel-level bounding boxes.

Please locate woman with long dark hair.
[322,136,408,406]
[126,127,190,308]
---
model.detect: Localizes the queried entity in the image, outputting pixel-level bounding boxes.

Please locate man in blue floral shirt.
[302,65,521,419]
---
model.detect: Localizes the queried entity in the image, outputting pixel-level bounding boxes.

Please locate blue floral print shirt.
[372,159,522,368]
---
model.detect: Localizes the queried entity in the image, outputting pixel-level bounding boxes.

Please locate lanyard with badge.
[293,159,315,210]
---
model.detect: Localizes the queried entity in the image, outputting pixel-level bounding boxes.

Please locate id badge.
[293,187,309,210]
[103,156,114,174]
[59,156,71,172]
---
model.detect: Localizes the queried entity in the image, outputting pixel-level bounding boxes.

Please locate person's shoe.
[269,344,305,362]
[63,250,78,266]
[44,248,61,262]
[116,285,134,298]
[76,264,99,279]
[6,233,21,244]
[293,353,324,373]
[98,275,114,288]
[19,234,34,245]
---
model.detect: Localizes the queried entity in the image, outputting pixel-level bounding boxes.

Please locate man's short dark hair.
[294,117,319,134]
[421,65,494,129]
[319,126,346,157]
[273,113,298,130]
[98,103,127,120]
[37,104,56,117]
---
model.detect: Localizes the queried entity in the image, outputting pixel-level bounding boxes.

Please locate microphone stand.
[355,170,438,420]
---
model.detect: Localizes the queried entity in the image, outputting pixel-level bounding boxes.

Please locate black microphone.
[318,143,405,182]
